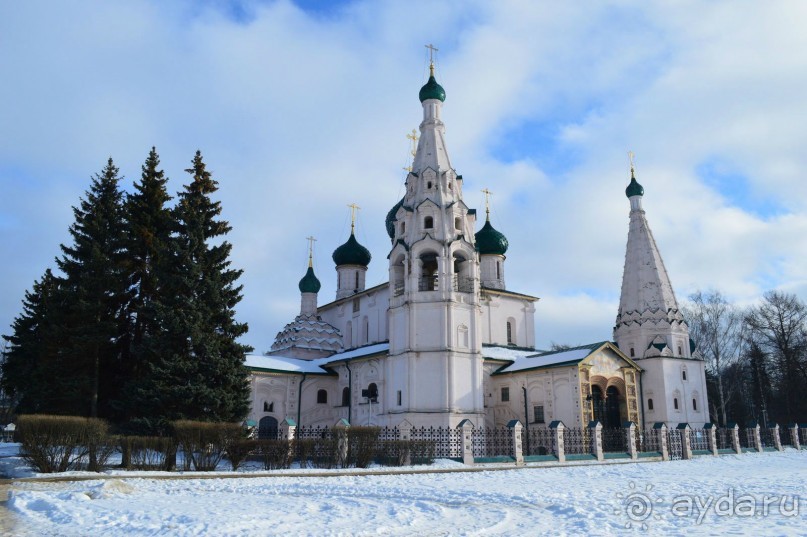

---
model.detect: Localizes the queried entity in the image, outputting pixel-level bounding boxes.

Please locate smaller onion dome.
[298,266,321,293]
[385,197,404,238]
[419,74,446,103]
[332,233,372,266]
[625,176,644,198]
[475,220,509,256]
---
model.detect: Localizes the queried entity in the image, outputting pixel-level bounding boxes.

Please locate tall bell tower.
[384,49,485,427]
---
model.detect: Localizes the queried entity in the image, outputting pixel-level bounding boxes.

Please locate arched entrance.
[258,416,278,439]
[605,386,622,428]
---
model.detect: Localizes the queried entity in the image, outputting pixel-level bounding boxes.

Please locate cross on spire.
[306,236,316,268]
[403,128,418,172]
[347,203,360,233]
[481,188,493,221]
[425,43,438,76]
[628,150,636,179]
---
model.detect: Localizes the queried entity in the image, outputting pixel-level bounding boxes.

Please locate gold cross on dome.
[628,150,636,178]
[425,43,438,75]
[306,236,316,267]
[406,128,418,158]
[481,188,493,221]
[347,203,360,233]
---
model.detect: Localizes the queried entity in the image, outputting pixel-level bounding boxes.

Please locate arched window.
[693,398,698,411]
[367,383,378,402]
[674,398,679,410]
[630,347,635,357]
[317,389,328,404]
[424,216,434,229]
[682,368,687,381]
[647,398,654,411]
[263,401,274,412]
[506,318,516,345]
[341,387,350,407]
[454,217,461,230]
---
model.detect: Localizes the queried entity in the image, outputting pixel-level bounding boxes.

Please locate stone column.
[398,420,412,466]
[728,422,741,454]
[459,419,474,465]
[589,421,603,462]
[655,423,668,461]
[678,423,692,460]
[550,421,565,463]
[704,423,718,456]
[625,422,637,460]
[508,420,524,466]
[334,418,350,467]
[750,422,763,453]
[772,424,783,452]
[789,423,800,450]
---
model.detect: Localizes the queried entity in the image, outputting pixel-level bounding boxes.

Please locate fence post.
[704,423,718,456]
[772,424,783,452]
[280,418,297,463]
[624,421,637,460]
[800,424,807,449]
[549,421,565,463]
[728,422,741,454]
[589,421,603,462]
[654,423,668,461]
[749,421,763,453]
[789,423,800,450]
[398,420,412,466]
[508,420,524,466]
[677,423,692,460]
[459,419,474,465]
[334,418,350,467]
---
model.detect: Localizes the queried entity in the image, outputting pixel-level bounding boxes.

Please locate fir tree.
[146,151,250,425]
[115,148,174,426]
[1,269,63,413]
[55,158,129,418]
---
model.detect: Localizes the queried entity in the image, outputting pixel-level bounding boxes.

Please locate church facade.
[244,63,709,437]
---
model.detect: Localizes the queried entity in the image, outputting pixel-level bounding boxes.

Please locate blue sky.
[3,0,807,353]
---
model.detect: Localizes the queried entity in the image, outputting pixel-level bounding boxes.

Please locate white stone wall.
[639,357,709,428]
[480,291,536,348]
[319,286,390,351]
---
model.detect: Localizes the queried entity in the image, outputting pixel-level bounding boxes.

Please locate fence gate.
[667,429,683,460]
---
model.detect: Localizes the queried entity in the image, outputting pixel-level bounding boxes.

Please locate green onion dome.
[419,75,446,103]
[332,232,372,267]
[385,197,404,238]
[475,220,509,256]
[298,266,321,293]
[625,177,644,198]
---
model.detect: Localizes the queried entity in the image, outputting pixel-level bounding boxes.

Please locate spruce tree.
[1,269,62,413]
[147,151,250,425]
[55,158,129,418]
[115,148,174,427]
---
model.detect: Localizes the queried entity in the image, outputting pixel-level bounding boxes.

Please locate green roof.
[298,266,321,293]
[385,196,404,238]
[625,176,644,198]
[419,75,446,103]
[475,220,508,255]
[332,232,371,266]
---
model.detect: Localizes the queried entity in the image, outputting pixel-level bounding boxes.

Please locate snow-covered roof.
[494,342,611,374]
[244,342,391,375]
[319,343,390,364]
[244,354,331,374]
[481,345,540,361]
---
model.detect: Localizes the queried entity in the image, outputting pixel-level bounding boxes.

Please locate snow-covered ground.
[1,446,805,536]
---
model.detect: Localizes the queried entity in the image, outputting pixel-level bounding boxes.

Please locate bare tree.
[684,290,742,425]
[744,291,807,423]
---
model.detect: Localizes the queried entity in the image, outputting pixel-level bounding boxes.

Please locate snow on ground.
[1,449,806,536]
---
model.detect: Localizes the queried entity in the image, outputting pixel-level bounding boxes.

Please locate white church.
[244,60,709,437]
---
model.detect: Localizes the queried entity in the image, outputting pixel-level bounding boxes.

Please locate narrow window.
[341,387,350,407]
[674,398,679,410]
[454,217,461,230]
[352,297,360,312]
[647,398,654,411]
[693,398,698,411]
[355,271,359,289]
[317,390,328,404]
[397,390,402,406]
[678,345,682,356]
[533,405,545,424]
[682,370,687,381]
[424,216,433,229]
[427,181,432,189]
[496,261,500,279]
[630,347,635,357]
[400,222,405,234]
[506,321,513,345]
[501,386,510,402]
[337,272,341,288]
